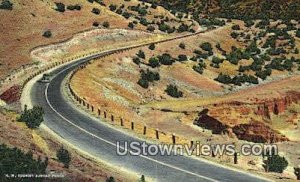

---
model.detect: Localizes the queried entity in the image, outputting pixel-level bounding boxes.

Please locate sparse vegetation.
[57,146,71,168]
[0,144,48,181]
[55,2,65,13]
[18,105,44,129]
[165,84,183,98]
[43,30,52,38]
[263,149,288,173]
[137,69,160,89]
[0,0,13,10]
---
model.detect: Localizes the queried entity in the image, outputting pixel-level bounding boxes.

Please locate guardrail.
[19,27,217,146]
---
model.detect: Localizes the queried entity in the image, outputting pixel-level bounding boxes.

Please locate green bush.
[158,53,174,65]
[106,177,115,182]
[149,43,155,50]
[294,167,300,180]
[92,8,100,15]
[232,24,240,30]
[55,2,65,12]
[165,84,183,98]
[0,144,48,181]
[137,69,160,89]
[137,50,145,59]
[149,57,160,68]
[43,30,52,38]
[57,146,71,168]
[296,29,300,38]
[179,43,185,49]
[263,151,288,173]
[178,54,187,62]
[18,105,44,129]
[103,21,110,28]
[0,0,13,10]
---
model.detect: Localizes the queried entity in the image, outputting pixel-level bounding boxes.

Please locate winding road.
[26,50,270,181]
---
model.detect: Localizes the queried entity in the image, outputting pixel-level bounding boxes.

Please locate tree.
[57,146,71,168]
[263,150,288,173]
[18,105,44,129]
[0,0,13,10]
[43,30,52,38]
[55,2,65,12]
[165,84,183,98]
[149,43,155,50]
[103,21,110,28]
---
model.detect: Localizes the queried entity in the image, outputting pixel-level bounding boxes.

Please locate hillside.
[145,0,300,20]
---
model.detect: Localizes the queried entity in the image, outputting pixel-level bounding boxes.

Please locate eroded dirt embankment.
[195,90,300,143]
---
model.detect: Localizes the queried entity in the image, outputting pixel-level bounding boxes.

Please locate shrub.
[18,105,44,129]
[55,2,65,12]
[178,54,187,62]
[147,25,155,32]
[43,30,52,38]
[103,21,110,28]
[215,73,232,84]
[57,146,71,168]
[158,53,174,65]
[0,144,48,179]
[149,57,160,68]
[193,62,206,74]
[294,167,300,180]
[149,43,155,50]
[231,31,238,39]
[133,57,140,65]
[137,50,145,59]
[263,151,288,173]
[93,22,99,27]
[92,8,100,15]
[179,43,185,49]
[67,4,81,11]
[296,29,300,38]
[137,78,149,88]
[232,24,240,30]
[106,177,115,182]
[128,22,134,29]
[0,0,13,10]
[137,69,160,88]
[165,84,183,98]
[109,4,117,11]
[200,42,213,54]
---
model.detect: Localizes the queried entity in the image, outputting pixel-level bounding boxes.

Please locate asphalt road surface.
[29,53,269,182]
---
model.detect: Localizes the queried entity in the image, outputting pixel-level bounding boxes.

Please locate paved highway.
[29,53,269,182]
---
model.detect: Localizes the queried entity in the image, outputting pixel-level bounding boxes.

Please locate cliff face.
[194,91,300,143]
[232,121,288,143]
[255,91,300,119]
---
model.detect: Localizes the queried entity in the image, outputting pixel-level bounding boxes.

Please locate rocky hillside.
[145,0,300,20]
